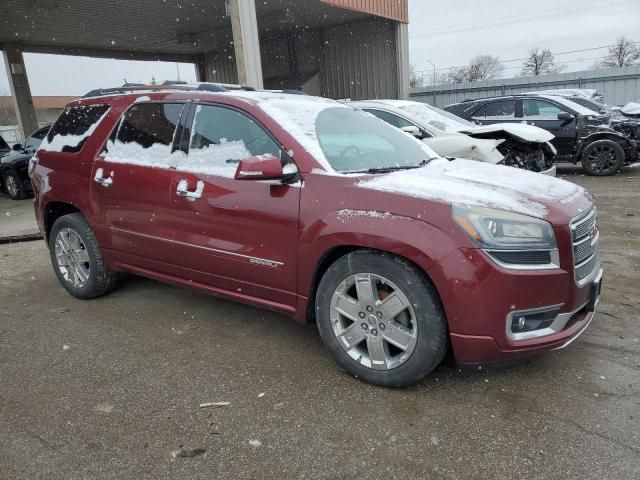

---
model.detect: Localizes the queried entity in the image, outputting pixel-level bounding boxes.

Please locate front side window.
[104,103,183,167]
[396,102,474,131]
[177,104,281,177]
[472,100,516,120]
[522,99,565,118]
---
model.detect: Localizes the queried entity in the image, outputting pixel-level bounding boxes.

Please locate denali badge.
[250,257,280,269]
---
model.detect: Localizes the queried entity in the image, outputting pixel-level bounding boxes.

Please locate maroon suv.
[31,85,602,387]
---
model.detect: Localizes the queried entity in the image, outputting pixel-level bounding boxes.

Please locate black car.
[445,94,637,176]
[0,126,49,199]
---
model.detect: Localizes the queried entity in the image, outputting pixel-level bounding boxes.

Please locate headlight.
[453,206,558,268]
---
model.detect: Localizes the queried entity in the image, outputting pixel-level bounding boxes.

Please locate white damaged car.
[352,99,557,175]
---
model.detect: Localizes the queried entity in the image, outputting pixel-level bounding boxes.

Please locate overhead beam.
[228,0,263,88]
[0,43,197,64]
[2,44,39,139]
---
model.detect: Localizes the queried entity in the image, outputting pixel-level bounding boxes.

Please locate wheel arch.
[304,244,448,325]
[43,201,83,243]
[578,131,631,157]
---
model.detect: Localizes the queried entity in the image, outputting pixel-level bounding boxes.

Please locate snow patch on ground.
[358,158,585,218]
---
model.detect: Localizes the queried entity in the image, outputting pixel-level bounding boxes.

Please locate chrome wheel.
[5,174,19,198]
[54,228,90,288]
[329,273,418,370]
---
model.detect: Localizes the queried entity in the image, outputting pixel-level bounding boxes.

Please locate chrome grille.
[571,208,599,284]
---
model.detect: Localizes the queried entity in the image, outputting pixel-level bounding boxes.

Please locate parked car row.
[0,126,50,199]
[445,93,638,176]
[31,83,602,387]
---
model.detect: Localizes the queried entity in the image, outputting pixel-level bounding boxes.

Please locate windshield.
[396,102,474,132]
[315,107,439,172]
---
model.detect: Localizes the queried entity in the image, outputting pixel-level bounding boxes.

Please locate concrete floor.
[0,165,639,479]
[0,193,39,238]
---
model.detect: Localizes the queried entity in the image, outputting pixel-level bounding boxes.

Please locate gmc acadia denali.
[31,84,603,387]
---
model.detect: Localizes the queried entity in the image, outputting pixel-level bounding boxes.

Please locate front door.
[519,98,577,157]
[167,103,301,308]
[90,102,186,274]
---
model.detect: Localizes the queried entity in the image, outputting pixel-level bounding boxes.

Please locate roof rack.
[83,82,257,98]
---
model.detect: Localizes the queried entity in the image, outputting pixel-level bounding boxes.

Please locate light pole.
[424,60,436,86]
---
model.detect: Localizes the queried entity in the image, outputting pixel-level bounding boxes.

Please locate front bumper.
[541,164,557,176]
[428,246,601,365]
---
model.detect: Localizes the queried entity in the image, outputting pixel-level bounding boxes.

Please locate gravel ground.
[0,165,639,479]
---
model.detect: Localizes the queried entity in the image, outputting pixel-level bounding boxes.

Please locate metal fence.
[409,65,640,108]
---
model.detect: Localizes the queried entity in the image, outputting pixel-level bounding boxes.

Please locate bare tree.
[598,37,640,68]
[409,63,424,88]
[521,48,565,76]
[465,55,504,81]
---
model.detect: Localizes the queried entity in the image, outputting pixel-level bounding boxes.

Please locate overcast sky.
[1,0,639,96]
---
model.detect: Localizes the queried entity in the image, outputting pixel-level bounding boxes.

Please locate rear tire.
[581,140,624,176]
[3,170,25,200]
[49,213,119,299]
[315,250,447,387]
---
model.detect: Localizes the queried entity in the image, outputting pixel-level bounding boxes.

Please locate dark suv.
[445,94,636,176]
[31,84,602,387]
[1,126,49,199]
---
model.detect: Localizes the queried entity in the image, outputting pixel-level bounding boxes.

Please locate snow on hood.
[621,102,640,115]
[358,158,584,219]
[458,123,554,143]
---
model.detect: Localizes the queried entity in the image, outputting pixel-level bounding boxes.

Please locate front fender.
[578,130,632,154]
[297,209,464,301]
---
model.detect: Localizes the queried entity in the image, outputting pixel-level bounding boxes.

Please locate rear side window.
[104,103,184,168]
[45,104,110,152]
[472,100,515,120]
[116,103,182,148]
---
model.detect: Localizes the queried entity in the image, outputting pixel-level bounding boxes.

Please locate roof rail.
[83,82,256,98]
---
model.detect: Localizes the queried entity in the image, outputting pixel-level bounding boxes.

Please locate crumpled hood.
[357,158,590,220]
[457,123,554,143]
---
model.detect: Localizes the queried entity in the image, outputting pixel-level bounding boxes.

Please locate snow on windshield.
[358,158,584,218]
[394,102,474,132]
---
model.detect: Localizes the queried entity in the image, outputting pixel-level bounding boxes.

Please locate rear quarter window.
[44,104,110,153]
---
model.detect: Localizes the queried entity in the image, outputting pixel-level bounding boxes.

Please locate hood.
[457,123,554,143]
[357,158,590,221]
[423,134,504,164]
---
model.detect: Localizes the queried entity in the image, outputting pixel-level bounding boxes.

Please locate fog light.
[511,307,560,333]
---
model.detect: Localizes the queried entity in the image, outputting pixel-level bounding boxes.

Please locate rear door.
[470,99,517,126]
[166,103,301,308]
[90,101,186,274]
[519,98,577,156]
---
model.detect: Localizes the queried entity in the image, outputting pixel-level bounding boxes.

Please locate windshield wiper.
[342,158,439,175]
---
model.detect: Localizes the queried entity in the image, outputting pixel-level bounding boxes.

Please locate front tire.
[315,250,447,387]
[581,140,625,176]
[49,213,119,299]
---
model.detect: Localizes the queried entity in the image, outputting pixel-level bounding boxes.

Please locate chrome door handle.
[176,179,204,201]
[94,168,113,187]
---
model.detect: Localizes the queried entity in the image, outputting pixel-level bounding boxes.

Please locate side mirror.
[234,154,286,181]
[11,143,22,151]
[401,125,422,137]
[557,112,575,124]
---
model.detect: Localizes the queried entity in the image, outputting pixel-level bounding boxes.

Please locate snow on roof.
[358,158,584,219]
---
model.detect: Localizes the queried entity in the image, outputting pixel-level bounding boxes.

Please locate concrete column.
[227,0,263,89]
[395,23,410,99]
[2,44,39,139]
